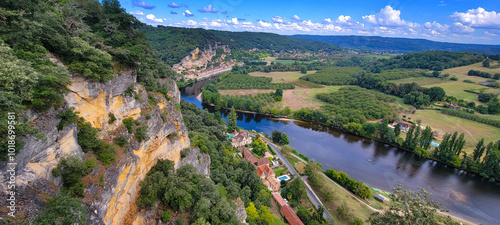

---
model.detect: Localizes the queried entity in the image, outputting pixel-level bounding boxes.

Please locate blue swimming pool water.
[278,176,289,181]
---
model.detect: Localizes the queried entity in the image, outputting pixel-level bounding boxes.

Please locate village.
[230,130,305,225]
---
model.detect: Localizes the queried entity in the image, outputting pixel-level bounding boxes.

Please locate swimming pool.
[277,175,290,181]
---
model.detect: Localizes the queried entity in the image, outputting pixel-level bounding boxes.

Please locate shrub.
[161,211,172,222]
[122,117,140,133]
[463,79,474,83]
[135,125,149,142]
[115,135,129,147]
[450,76,458,81]
[108,113,116,124]
[52,156,96,197]
[57,108,79,130]
[180,148,190,158]
[34,196,87,225]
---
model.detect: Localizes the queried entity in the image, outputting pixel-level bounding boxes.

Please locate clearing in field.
[424,81,500,104]
[391,77,446,86]
[406,110,500,154]
[441,62,500,83]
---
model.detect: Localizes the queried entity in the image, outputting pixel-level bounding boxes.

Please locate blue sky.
[120,0,500,45]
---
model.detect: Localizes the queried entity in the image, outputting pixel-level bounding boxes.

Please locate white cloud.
[363,5,407,27]
[325,24,343,32]
[258,20,272,28]
[146,14,163,22]
[186,20,197,26]
[227,18,239,25]
[272,16,284,23]
[336,15,352,24]
[198,4,218,13]
[451,22,474,34]
[423,21,449,35]
[183,10,194,17]
[451,7,500,29]
[292,15,302,22]
[129,10,144,15]
[322,18,333,24]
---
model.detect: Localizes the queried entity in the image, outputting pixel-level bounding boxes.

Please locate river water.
[180,79,500,224]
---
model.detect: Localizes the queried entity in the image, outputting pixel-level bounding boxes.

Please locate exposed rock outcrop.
[177,147,210,176]
[0,70,192,225]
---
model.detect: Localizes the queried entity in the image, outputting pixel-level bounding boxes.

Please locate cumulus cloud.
[423,21,449,35]
[129,10,143,15]
[451,7,500,29]
[258,20,273,28]
[292,15,302,22]
[363,5,407,27]
[227,18,239,25]
[146,14,163,23]
[198,4,218,13]
[272,16,284,23]
[183,10,194,17]
[170,11,178,15]
[322,18,333,24]
[131,0,155,10]
[451,22,474,34]
[186,20,197,26]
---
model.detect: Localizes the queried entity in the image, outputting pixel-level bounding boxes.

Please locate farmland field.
[424,81,500,104]
[250,70,316,83]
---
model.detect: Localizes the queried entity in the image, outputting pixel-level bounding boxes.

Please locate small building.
[257,165,280,192]
[393,120,412,132]
[243,148,257,165]
[280,205,305,225]
[272,193,287,207]
[232,131,252,148]
[448,102,459,108]
[375,194,385,202]
[256,158,270,167]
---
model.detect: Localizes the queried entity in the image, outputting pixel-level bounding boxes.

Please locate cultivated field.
[425,81,500,104]
[407,110,500,154]
[441,62,500,83]
[249,70,316,83]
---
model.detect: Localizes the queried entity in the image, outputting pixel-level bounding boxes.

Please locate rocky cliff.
[0,69,196,224]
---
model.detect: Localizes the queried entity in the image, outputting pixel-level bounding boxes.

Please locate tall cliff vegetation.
[0,0,174,160]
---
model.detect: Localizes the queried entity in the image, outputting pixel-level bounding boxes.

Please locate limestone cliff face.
[0,70,192,225]
[63,73,190,225]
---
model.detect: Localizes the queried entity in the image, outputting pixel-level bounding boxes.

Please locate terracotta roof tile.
[280,205,304,225]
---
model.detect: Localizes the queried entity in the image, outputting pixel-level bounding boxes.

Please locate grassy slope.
[407,110,500,154]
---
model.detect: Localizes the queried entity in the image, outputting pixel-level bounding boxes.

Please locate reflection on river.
[181,80,500,224]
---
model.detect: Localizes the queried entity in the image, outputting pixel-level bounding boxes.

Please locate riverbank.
[201,98,495,182]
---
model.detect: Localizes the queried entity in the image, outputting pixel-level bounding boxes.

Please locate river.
[180,78,500,225]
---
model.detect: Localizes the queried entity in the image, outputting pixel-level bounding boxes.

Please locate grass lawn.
[309,174,377,224]
[425,81,500,104]
[249,70,316,83]
[407,110,500,154]
[441,62,500,83]
[482,114,500,121]
[273,167,287,177]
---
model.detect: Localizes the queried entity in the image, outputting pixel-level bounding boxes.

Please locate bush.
[325,169,370,198]
[115,135,129,147]
[122,117,140,133]
[180,148,190,158]
[463,79,475,83]
[57,108,79,130]
[135,125,149,142]
[450,76,458,81]
[161,210,172,222]
[34,196,87,225]
[108,113,116,124]
[52,156,96,197]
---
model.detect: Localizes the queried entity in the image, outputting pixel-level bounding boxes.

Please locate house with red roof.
[280,205,305,225]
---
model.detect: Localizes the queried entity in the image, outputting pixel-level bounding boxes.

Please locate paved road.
[249,133,334,224]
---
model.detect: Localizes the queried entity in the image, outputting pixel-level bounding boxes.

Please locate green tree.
[34,196,87,225]
[252,137,267,156]
[473,138,486,162]
[272,130,282,144]
[300,65,307,74]
[280,132,290,145]
[227,106,237,132]
[288,178,306,202]
[394,123,401,137]
[245,202,259,222]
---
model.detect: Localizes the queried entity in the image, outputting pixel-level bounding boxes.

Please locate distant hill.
[140,26,343,65]
[291,35,500,54]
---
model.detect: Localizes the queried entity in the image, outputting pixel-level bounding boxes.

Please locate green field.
[407,110,500,154]
[250,70,316,83]
[441,62,500,83]
[425,81,500,104]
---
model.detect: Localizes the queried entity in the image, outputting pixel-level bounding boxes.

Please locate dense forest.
[140,25,343,66]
